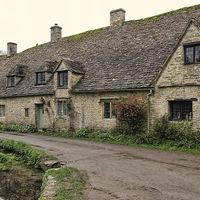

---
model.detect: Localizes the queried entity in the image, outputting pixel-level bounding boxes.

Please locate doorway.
[36,104,44,131]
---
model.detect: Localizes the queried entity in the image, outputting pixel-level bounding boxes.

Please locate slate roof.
[7,64,28,77]
[0,4,200,97]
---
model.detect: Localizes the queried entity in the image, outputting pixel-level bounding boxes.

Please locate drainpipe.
[147,89,153,133]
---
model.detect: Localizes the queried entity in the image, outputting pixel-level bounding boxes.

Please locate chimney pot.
[110,8,126,27]
[7,42,17,57]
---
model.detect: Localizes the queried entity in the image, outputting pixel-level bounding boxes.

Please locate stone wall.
[151,23,200,130]
[0,90,149,132]
[72,91,148,132]
[0,95,55,130]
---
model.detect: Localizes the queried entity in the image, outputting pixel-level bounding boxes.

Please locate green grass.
[36,128,200,155]
[39,167,85,200]
[0,152,19,170]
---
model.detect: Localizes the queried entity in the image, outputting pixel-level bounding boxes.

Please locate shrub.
[74,127,92,138]
[114,95,148,134]
[141,115,200,149]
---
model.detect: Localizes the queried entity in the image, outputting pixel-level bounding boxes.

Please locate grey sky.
[0,0,200,52]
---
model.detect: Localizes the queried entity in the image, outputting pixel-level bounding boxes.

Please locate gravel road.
[0,132,200,200]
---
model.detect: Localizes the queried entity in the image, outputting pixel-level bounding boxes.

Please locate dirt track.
[0,132,200,200]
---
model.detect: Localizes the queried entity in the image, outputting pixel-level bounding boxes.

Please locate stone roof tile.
[0,4,200,97]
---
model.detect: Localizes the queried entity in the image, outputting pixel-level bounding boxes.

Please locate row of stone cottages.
[1,4,200,132]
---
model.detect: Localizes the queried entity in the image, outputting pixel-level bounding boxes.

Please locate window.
[184,43,200,64]
[169,101,192,121]
[0,105,5,117]
[7,76,15,87]
[58,101,68,116]
[58,71,68,86]
[103,102,116,119]
[25,108,29,117]
[36,72,45,85]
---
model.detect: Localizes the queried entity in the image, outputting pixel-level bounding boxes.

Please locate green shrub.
[74,127,92,138]
[139,115,200,149]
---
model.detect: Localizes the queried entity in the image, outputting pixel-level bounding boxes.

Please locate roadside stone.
[44,160,61,168]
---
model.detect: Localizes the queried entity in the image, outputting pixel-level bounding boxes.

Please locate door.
[37,104,44,131]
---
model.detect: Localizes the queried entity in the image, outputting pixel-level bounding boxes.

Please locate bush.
[114,95,148,134]
[74,127,92,138]
[140,115,200,149]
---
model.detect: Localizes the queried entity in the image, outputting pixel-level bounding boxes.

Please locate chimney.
[50,23,62,42]
[110,8,126,27]
[7,42,17,57]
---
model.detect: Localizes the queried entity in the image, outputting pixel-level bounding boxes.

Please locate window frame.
[58,101,68,116]
[36,72,45,85]
[0,105,5,117]
[103,101,116,119]
[25,108,29,117]
[58,71,68,87]
[169,100,193,121]
[184,42,200,65]
[7,76,15,87]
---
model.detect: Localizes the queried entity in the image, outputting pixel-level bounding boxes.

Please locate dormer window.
[7,76,15,87]
[36,72,45,85]
[58,71,68,86]
[184,42,200,64]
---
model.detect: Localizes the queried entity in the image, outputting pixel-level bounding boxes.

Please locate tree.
[0,50,6,55]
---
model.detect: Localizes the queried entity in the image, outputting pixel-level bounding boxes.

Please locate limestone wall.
[151,23,200,130]
[72,91,148,132]
[0,95,56,130]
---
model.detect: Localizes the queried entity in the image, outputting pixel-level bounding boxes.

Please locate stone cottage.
[1,4,200,132]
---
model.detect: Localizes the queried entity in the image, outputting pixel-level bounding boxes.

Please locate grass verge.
[39,167,85,200]
[36,128,200,155]
[0,139,86,199]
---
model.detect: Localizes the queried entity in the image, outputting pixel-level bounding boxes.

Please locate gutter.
[0,92,55,99]
[147,89,153,133]
[70,87,155,94]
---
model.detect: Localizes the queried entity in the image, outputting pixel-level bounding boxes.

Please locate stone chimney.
[50,23,62,42]
[110,8,126,27]
[7,42,17,57]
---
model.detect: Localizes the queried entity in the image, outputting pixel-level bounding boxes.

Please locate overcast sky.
[0,0,200,53]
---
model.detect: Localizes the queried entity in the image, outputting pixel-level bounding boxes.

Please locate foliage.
[0,123,36,133]
[114,95,148,134]
[138,115,200,149]
[0,152,17,170]
[0,139,49,170]
[37,124,200,154]
[74,127,92,138]
[0,49,6,55]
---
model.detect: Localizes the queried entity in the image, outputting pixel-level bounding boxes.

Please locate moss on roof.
[0,55,5,60]
[62,28,102,43]
[135,4,200,24]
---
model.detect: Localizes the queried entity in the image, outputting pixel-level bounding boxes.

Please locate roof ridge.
[129,4,200,24]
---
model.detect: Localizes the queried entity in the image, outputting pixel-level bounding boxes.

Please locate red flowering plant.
[114,95,148,135]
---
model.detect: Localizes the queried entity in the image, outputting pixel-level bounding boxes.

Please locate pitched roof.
[7,64,28,77]
[0,4,200,97]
